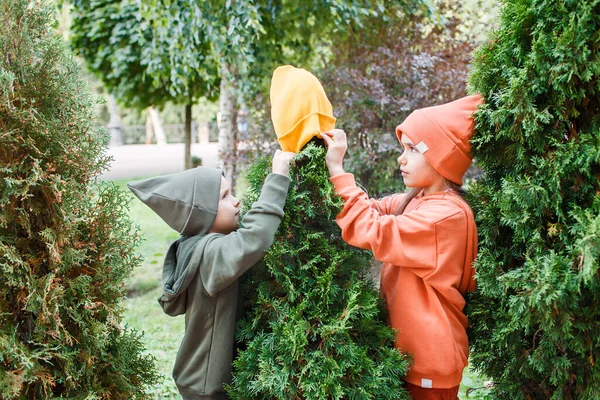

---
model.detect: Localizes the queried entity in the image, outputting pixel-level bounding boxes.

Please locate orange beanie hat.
[270,65,336,153]
[395,94,484,185]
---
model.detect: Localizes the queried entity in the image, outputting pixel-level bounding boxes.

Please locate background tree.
[467,0,600,398]
[319,4,476,195]
[143,0,416,189]
[229,143,410,399]
[68,0,219,168]
[0,0,158,397]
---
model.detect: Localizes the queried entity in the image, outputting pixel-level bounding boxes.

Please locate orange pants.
[405,382,460,400]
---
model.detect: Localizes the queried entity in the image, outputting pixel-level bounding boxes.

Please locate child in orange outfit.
[321,94,483,400]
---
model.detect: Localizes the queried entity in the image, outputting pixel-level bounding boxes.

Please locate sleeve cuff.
[329,173,361,200]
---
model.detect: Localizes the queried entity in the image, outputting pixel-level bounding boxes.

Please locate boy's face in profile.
[209,176,241,234]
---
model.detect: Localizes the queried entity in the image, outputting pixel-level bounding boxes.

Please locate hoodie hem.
[405,368,464,389]
[177,384,229,400]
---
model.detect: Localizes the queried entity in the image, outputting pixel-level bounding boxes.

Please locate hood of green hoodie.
[127,166,223,236]
[158,234,212,316]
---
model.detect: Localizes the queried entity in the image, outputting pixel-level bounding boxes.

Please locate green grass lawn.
[113,176,493,399]
[112,177,182,398]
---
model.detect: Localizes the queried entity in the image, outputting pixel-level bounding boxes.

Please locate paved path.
[100,143,219,180]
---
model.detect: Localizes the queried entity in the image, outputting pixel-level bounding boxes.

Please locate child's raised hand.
[321,129,347,177]
[272,149,295,177]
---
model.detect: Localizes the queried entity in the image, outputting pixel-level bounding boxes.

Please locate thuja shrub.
[0,1,158,398]
[228,143,410,400]
[467,0,600,398]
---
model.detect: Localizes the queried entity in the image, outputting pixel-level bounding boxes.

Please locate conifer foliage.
[229,143,410,399]
[467,0,600,398]
[0,1,158,397]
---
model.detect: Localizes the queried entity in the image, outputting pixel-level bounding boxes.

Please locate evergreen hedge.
[229,143,410,399]
[467,0,600,398]
[0,1,158,397]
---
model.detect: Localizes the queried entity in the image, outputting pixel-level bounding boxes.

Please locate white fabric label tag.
[415,141,429,153]
[421,378,433,388]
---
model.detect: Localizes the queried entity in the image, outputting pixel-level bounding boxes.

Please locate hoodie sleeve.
[330,173,460,269]
[367,193,405,215]
[199,173,290,297]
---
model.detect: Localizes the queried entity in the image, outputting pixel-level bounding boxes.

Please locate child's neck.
[422,181,448,195]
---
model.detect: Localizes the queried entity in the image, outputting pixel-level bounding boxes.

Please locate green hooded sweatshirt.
[128,169,290,399]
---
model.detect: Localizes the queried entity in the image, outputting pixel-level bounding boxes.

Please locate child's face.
[210,176,240,234]
[397,135,446,194]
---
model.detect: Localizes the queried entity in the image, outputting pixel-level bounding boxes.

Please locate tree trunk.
[197,120,210,144]
[145,110,152,144]
[148,106,167,145]
[218,63,238,189]
[106,95,123,146]
[184,103,192,170]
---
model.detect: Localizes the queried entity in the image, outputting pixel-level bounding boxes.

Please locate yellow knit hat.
[270,65,336,153]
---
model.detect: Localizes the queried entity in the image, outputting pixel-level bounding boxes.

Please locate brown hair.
[394,179,465,215]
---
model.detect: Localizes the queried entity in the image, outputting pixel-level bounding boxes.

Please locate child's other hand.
[321,129,347,177]
[272,149,295,177]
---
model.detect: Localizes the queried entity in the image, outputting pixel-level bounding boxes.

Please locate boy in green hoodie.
[128,150,294,399]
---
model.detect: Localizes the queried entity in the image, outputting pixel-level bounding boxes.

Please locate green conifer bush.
[228,143,410,399]
[467,0,600,398]
[0,1,158,397]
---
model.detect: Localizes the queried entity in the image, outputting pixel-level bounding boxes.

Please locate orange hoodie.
[330,173,477,389]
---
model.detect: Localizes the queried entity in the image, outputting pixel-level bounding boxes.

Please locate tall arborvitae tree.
[228,143,410,399]
[0,1,158,398]
[467,0,600,398]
